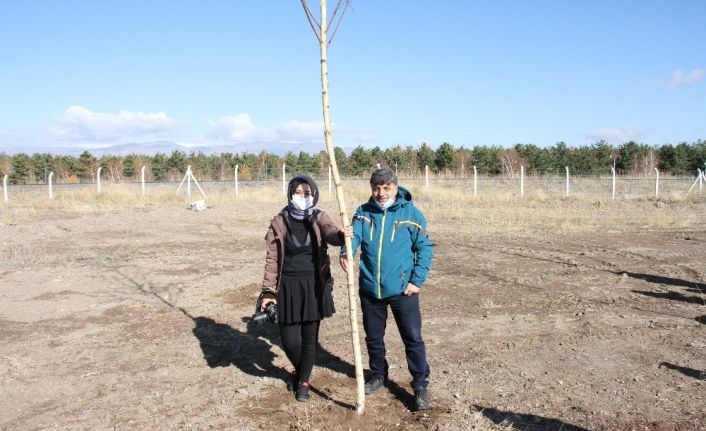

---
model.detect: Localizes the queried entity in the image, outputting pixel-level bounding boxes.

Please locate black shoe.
[295,382,310,402]
[413,387,430,411]
[286,371,298,393]
[364,375,387,395]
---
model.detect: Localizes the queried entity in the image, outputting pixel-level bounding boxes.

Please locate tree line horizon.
[2,139,706,185]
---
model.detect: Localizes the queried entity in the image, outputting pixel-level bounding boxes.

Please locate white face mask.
[291,195,313,211]
[375,198,395,210]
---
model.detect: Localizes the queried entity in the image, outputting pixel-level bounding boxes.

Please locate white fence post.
[520,166,525,197]
[700,169,704,194]
[654,168,659,198]
[141,166,146,196]
[96,166,102,194]
[282,163,286,195]
[611,166,616,200]
[565,166,570,197]
[175,165,205,199]
[425,165,429,186]
[3,174,8,203]
[473,165,477,197]
[188,166,192,198]
[48,171,54,199]
[234,164,239,197]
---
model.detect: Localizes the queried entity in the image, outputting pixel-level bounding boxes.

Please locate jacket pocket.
[391,220,422,242]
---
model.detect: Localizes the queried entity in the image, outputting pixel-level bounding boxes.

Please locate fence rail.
[2,167,705,204]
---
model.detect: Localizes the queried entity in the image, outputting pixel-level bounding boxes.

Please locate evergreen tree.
[10,153,32,184]
[284,151,299,174]
[514,143,549,174]
[188,151,211,179]
[151,153,168,181]
[658,144,689,174]
[684,140,706,173]
[616,141,651,174]
[350,145,373,175]
[167,150,187,174]
[549,142,572,173]
[333,146,350,176]
[369,146,385,169]
[417,142,435,173]
[470,146,502,175]
[297,151,319,176]
[30,153,54,182]
[77,151,98,182]
[123,154,136,178]
[434,142,456,173]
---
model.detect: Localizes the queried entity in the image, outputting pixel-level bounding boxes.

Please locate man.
[340,167,433,411]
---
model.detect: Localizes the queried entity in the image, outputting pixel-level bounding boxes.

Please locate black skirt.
[277,274,335,324]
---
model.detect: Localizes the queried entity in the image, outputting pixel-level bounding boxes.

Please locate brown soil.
[1,201,704,430]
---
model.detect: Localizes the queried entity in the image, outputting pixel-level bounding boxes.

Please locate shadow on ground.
[619,271,706,293]
[660,362,705,380]
[632,290,706,305]
[474,405,591,431]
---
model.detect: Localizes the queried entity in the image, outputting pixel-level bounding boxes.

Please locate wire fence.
[3,167,706,204]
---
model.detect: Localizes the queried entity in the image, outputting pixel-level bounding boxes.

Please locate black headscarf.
[286,175,319,220]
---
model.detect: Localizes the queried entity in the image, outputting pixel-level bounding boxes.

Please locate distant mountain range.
[0,140,343,157]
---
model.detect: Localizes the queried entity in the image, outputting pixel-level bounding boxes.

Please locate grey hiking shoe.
[413,387,430,411]
[295,382,310,402]
[363,375,386,395]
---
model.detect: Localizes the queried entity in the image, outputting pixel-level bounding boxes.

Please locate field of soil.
[1,191,705,430]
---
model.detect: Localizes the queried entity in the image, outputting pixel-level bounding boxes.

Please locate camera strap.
[282,212,311,248]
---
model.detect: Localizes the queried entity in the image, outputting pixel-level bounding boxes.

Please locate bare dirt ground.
[1,195,705,430]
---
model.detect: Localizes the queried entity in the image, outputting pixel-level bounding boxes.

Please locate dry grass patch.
[2,182,705,235]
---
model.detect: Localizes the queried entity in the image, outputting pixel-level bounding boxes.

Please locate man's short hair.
[370,167,398,187]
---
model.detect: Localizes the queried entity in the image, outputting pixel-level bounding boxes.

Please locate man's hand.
[403,283,421,296]
[339,255,355,272]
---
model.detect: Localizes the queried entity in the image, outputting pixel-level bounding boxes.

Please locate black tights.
[279,320,320,383]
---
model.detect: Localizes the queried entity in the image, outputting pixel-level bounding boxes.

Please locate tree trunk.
[317,0,365,414]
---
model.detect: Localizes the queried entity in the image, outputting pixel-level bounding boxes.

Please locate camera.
[252,302,278,324]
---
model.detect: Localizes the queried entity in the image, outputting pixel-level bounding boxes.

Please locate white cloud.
[585,126,642,144]
[206,116,327,145]
[664,68,705,89]
[274,121,323,142]
[52,106,182,142]
[336,125,374,144]
[206,114,258,141]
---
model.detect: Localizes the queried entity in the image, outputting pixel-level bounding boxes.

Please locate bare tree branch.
[328,0,351,46]
[300,0,322,42]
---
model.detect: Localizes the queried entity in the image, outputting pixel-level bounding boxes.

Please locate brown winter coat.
[261,208,344,297]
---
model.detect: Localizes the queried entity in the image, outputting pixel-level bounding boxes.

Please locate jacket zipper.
[391,220,421,243]
[376,210,387,299]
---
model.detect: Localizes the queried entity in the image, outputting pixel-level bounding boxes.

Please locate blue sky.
[1,1,704,155]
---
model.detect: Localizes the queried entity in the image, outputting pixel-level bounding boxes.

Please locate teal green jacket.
[342,186,433,299]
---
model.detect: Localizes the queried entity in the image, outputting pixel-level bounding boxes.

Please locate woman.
[259,175,349,402]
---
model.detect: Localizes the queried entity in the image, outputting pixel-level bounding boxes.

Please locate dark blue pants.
[360,292,430,389]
